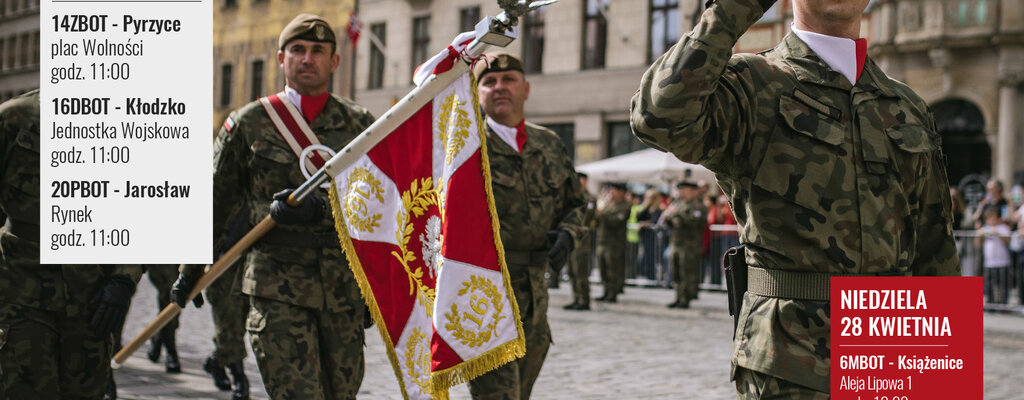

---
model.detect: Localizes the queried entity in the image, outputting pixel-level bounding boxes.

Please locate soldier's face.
[678,187,696,201]
[278,39,340,96]
[478,70,530,125]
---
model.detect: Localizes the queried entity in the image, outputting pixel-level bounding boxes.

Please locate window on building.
[6,35,15,70]
[522,6,545,74]
[951,0,988,26]
[250,59,263,100]
[411,16,431,79]
[0,38,5,71]
[220,63,232,108]
[460,6,481,33]
[582,0,608,70]
[606,121,647,157]
[19,32,29,68]
[368,23,386,89]
[543,123,576,161]
[31,31,38,66]
[648,0,679,63]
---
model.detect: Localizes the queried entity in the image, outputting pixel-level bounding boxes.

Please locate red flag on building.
[327,32,524,399]
[346,13,362,47]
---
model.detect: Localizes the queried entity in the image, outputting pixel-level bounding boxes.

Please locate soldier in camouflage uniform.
[594,183,630,303]
[143,265,183,373]
[469,53,585,400]
[564,172,596,311]
[630,0,960,397]
[663,181,707,308]
[0,90,144,399]
[172,14,373,400]
[187,204,252,400]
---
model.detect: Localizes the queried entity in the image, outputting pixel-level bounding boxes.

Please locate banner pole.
[113,3,539,368]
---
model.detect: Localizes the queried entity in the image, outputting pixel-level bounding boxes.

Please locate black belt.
[504,249,549,266]
[4,220,39,240]
[259,229,341,248]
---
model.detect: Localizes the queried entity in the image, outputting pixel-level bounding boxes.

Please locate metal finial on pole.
[492,0,557,33]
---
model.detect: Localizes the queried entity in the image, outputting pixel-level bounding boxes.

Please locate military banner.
[327,32,525,400]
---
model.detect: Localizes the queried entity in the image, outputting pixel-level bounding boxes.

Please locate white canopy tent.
[575,148,716,188]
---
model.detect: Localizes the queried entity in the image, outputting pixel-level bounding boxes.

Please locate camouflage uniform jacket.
[210,94,375,311]
[579,191,597,244]
[666,198,707,248]
[629,0,959,391]
[0,90,142,314]
[487,122,585,255]
[595,200,630,247]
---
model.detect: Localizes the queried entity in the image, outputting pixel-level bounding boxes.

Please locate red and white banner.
[327,33,525,399]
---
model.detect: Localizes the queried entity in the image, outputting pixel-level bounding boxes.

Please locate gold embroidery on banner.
[443,275,506,348]
[436,92,472,165]
[403,327,432,394]
[392,177,440,317]
[344,167,385,233]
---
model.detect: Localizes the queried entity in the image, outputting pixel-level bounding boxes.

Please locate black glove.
[270,189,325,225]
[170,273,204,309]
[90,275,136,337]
[547,230,574,272]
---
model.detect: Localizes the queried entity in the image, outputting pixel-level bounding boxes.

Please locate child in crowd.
[975,209,1012,304]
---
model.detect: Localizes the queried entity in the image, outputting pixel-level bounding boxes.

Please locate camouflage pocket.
[752,95,844,211]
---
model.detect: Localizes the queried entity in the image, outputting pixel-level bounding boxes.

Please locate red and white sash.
[259,92,331,171]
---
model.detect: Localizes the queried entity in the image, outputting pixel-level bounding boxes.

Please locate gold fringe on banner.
[429,71,527,397]
[329,184,419,400]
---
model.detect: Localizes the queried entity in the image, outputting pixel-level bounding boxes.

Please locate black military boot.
[203,354,232,390]
[226,360,250,400]
[145,335,162,363]
[162,330,181,373]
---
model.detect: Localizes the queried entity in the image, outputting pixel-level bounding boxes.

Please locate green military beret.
[474,53,524,79]
[279,14,336,51]
[607,182,627,191]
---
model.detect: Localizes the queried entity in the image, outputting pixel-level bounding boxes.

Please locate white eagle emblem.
[419,215,443,279]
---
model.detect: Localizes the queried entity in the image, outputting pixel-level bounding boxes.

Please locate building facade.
[353,0,1023,189]
[0,0,40,101]
[212,0,358,131]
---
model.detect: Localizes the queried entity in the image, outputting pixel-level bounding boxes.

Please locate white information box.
[40,1,212,263]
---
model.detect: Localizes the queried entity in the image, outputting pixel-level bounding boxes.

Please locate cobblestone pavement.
[116,278,1024,400]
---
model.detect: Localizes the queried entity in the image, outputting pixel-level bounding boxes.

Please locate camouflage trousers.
[145,265,179,331]
[205,262,248,364]
[596,244,625,296]
[0,303,111,400]
[468,263,551,400]
[567,238,591,305]
[734,367,829,400]
[246,296,365,400]
[669,245,701,303]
